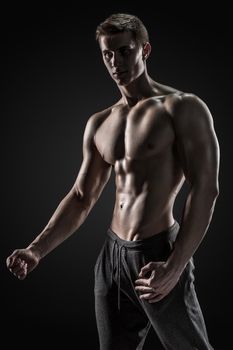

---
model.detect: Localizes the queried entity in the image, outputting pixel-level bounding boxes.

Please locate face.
[99,32,145,86]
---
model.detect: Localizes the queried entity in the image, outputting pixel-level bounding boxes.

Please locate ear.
[142,42,151,60]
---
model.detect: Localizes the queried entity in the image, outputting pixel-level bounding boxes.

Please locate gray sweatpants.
[94,221,214,349]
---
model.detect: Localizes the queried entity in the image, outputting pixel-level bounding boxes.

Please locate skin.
[6,31,220,303]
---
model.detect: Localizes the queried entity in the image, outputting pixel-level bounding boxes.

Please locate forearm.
[27,189,93,259]
[167,185,219,272]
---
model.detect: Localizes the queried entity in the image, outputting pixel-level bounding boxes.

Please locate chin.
[117,81,128,86]
[116,77,132,86]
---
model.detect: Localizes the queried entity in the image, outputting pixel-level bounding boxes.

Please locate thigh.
[141,258,214,350]
[95,281,151,350]
[94,244,151,350]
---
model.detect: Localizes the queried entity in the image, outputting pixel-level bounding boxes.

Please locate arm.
[167,94,220,271]
[6,113,112,278]
[135,94,220,301]
[28,114,112,258]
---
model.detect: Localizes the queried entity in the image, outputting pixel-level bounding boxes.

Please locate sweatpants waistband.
[107,220,180,250]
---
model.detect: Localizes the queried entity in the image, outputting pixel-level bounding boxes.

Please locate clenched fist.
[6,248,41,280]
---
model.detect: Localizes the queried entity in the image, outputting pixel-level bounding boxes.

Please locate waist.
[107,220,179,250]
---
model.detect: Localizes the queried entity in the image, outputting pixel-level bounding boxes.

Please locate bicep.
[72,116,112,203]
[174,95,220,189]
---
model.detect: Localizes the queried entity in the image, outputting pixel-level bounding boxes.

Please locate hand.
[6,248,41,280]
[135,261,182,303]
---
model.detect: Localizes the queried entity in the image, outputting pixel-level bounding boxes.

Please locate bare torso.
[94,86,185,240]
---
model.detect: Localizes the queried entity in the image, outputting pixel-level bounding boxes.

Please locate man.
[6,13,219,350]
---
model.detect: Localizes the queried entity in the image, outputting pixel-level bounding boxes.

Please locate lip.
[113,71,127,77]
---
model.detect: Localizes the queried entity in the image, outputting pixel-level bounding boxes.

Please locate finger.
[139,262,155,277]
[14,273,25,279]
[139,292,156,300]
[135,286,155,293]
[17,268,27,280]
[135,278,151,287]
[6,255,17,268]
[7,256,24,269]
[8,257,26,270]
[19,260,26,268]
[11,260,28,275]
[18,274,26,280]
[13,269,24,278]
[15,258,26,267]
[11,264,24,274]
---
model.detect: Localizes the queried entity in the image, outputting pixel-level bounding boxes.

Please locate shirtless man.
[6,13,219,350]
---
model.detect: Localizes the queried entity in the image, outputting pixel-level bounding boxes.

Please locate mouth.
[113,71,127,78]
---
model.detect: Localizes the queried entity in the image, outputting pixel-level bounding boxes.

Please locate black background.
[2,3,232,349]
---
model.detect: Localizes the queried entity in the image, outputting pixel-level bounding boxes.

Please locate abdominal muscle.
[110,168,181,241]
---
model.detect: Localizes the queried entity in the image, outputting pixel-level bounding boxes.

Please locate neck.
[118,67,158,107]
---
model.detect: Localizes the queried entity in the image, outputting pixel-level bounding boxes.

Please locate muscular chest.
[94,103,175,165]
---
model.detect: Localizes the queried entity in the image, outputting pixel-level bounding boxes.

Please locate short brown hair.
[96,13,149,46]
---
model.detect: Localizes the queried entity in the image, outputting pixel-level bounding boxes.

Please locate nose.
[110,52,123,68]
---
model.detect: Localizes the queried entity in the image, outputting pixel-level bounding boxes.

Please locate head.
[96,13,151,86]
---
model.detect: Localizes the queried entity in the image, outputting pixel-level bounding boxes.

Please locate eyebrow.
[102,45,131,53]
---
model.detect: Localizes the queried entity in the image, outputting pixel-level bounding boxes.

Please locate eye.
[103,51,113,61]
[120,48,130,56]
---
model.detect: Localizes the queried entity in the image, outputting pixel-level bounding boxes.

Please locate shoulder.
[138,83,183,112]
[166,93,214,132]
[86,106,112,126]
[84,105,113,134]
[171,92,211,115]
